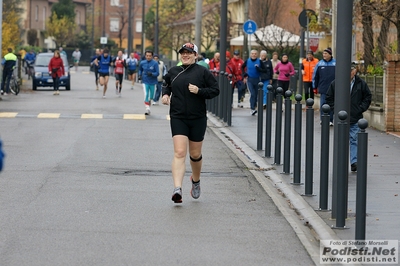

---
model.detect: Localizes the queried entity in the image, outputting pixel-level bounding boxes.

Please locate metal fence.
[359,75,384,107]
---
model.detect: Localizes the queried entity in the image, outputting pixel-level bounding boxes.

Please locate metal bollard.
[303,98,315,196]
[257,82,264,150]
[274,87,283,165]
[355,119,368,240]
[209,70,216,114]
[292,94,303,184]
[222,72,229,122]
[265,85,273,158]
[282,90,292,174]
[218,71,225,119]
[319,104,331,210]
[335,111,349,228]
[227,74,233,126]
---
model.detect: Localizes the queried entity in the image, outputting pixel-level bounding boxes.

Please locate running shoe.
[171,187,182,203]
[190,177,201,199]
[145,107,151,115]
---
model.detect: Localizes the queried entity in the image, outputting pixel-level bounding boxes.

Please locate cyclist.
[24,50,36,79]
[1,48,17,96]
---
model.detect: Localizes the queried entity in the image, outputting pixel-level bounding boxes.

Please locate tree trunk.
[397,9,400,54]
[377,8,393,63]
[360,1,374,67]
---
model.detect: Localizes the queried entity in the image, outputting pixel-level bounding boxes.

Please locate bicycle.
[9,68,20,95]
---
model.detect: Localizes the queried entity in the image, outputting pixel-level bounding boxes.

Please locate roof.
[230,24,300,47]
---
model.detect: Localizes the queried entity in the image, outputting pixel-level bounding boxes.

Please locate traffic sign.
[100,37,108,44]
[298,9,317,28]
[243,20,257,34]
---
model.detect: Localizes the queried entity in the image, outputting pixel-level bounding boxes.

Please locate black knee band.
[190,155,202,162]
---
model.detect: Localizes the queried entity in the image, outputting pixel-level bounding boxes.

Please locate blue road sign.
[243,20,257,34]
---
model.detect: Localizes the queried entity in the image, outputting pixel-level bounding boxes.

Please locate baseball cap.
[307,50,314,55]
[226,51,231,58]
[233,50,240,55]
[179,42,198,54]
[351,63,357,70]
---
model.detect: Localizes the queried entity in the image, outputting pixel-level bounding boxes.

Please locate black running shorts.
[170,117,207,142]
[115,73,123,83]
[99,72,109,77]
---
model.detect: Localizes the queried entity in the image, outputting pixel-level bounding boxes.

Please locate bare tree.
[115,8,128,48]
[359,0,375,67]
[250,0,282,28]
[201,4,221,52]
[377,8,394,62]
[371,0,400,53]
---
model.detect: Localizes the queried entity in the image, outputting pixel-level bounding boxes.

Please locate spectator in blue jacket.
[312,47,336,125]
[241,50,266,115]
[138,50,159,115]
[24,50,36,77]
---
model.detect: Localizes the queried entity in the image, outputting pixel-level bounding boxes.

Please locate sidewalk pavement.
[207,92,400,246]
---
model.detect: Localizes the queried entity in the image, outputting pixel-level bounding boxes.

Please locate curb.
[207,114,340,265]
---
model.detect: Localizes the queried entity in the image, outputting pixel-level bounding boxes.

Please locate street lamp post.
[154,0,159,55]
[141,0,145,55]
[127,0,133,55]
[102,0,106,47]
[91,0,94,52]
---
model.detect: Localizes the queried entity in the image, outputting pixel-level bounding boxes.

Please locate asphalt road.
[0,68,315,265]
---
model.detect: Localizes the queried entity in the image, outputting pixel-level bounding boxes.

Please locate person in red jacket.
[48,50,65,95]
[208,52,220,75]
[231,50,245,107]
[225,51,239,105]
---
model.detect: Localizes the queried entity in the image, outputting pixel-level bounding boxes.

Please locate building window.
[35,6,39,21]
[76,11,81,25]
[111,0,120,6]
[136,20,142,33]
[42,7,46,30]
[137,0,142,7]
[110,18,119,32]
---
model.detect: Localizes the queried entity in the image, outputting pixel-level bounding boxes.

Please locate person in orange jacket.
[301,50,319,100]
[48,50,65,95]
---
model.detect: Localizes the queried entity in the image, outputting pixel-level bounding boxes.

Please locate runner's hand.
[162,94,170,105]
[188,83,199,94]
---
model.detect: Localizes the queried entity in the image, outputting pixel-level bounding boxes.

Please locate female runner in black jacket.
[162,42,219,203]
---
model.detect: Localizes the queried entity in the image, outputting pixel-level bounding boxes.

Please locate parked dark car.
[32,53,71,90]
